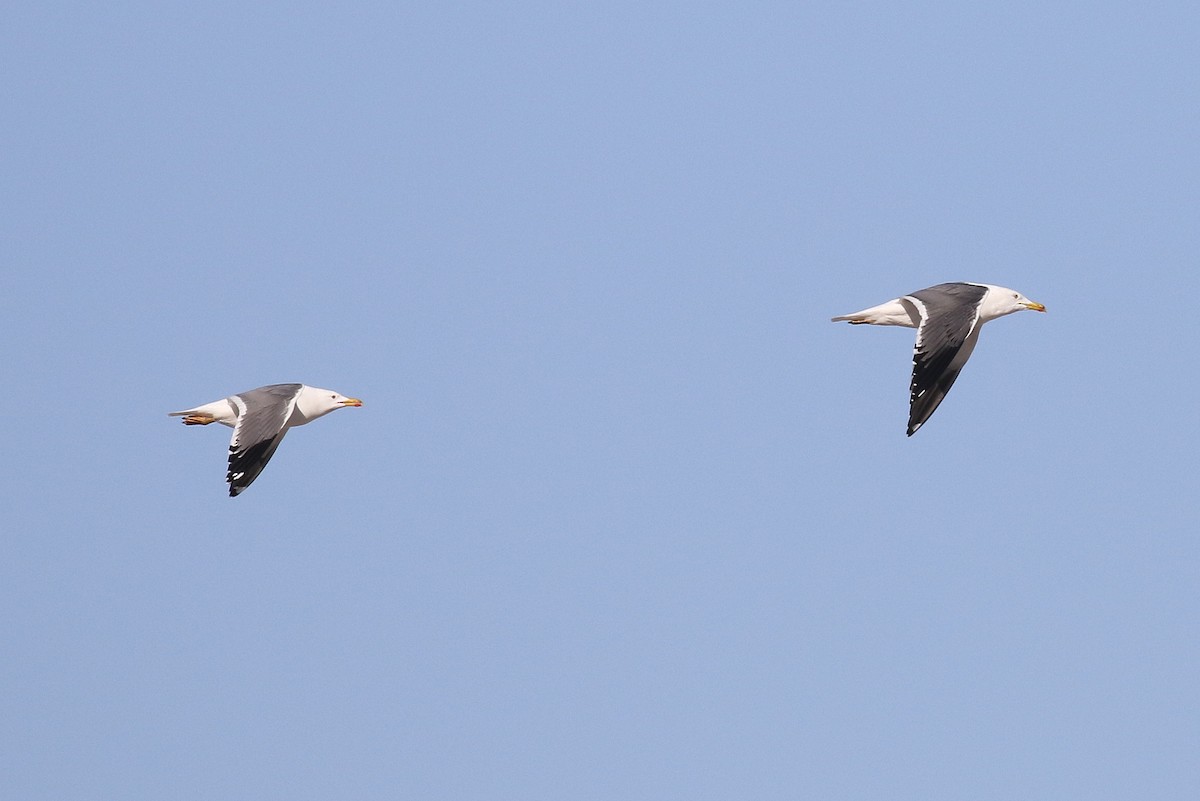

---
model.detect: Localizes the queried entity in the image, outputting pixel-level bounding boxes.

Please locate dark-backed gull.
[169,383,363,496]
[832,282,1045,436]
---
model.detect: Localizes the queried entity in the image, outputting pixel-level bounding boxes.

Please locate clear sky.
[3,2,1199,799]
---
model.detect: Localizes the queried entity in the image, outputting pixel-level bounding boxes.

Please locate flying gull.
[169,383,363,496]
[832,282,1045,435]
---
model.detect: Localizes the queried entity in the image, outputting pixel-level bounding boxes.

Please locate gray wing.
[905,284,988,436]
[226,383,303,496]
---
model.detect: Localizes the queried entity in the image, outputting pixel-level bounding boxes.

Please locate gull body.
[832,282,1045,435]
[169,383,363,496]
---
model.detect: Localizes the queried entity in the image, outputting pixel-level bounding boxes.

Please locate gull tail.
[831,313,872,324]
[168,399,235,427]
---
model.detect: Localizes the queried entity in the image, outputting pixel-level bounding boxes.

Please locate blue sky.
[3,2,1199,799]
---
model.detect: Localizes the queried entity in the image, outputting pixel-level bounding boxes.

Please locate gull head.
[327,392,363,410]
[297,385,364,422]
[979,285,1046,321]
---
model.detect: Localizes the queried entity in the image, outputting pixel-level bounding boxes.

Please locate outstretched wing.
[226,384,303,496]
[905,283,988,436]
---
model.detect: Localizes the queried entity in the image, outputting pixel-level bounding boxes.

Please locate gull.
[170,383,363,496]
[832,282,1045,435]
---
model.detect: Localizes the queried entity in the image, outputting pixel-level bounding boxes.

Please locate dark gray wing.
[905,283,988,436]
[226,383,303,496]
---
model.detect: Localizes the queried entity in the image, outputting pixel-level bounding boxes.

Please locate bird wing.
[905,284,988,436]
[226,384,303,496]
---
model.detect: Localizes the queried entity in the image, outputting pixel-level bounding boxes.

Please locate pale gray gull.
[170,383,363,496]
[832,282,1045,436]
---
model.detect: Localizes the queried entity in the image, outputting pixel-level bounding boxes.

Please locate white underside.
[169,386,328,430]
[168,396,309,430]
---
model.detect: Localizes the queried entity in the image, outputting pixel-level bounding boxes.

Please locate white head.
[978,284,1046,322]
[295,385,363,423]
